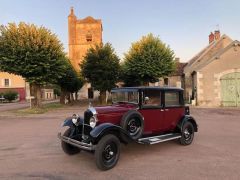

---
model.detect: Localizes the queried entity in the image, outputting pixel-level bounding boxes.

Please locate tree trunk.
[70,93,74,102]
[67,93,71,103]
[30,83,42,108]
[60,88,67,104]
[75,92,78,101]
[99,91,106,105]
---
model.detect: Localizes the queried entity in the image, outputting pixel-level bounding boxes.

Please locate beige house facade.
[184,31,240,107]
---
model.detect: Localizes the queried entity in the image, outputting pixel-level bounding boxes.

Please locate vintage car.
[58,87,198,170]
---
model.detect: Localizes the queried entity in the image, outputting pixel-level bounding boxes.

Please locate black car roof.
[111,86,183,92]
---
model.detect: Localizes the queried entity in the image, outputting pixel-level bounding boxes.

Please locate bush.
[3,91,18,102]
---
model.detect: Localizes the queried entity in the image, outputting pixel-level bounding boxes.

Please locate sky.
[0,0,240,62]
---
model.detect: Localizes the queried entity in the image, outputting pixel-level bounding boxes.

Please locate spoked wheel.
[179,121,194,145]
[95,135,120,171]
[127,118,141,137]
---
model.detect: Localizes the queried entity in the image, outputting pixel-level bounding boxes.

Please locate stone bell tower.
[68,7,103,71]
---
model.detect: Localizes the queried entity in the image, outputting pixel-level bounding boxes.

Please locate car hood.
[95,103,137,114]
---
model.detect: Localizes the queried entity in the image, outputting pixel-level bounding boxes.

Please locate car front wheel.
[61,128,81,155]
[179,121,194,145]
[94,134,120,171]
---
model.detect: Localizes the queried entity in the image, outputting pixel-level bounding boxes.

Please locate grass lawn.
[16,102,65,114]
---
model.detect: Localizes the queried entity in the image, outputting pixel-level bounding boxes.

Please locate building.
[0,72,26,101]
[149,58,187,91]
[68,7,103,71]
[184,30,240,107]
[68,7,103,99]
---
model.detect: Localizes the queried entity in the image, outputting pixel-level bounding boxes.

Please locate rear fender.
[90,123,131,144]
[177,115,198,133]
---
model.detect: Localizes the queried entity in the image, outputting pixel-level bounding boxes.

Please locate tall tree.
[81,43,120,104]
[57,59,84,104]
[122,33,175,86]
[0,22,66,107]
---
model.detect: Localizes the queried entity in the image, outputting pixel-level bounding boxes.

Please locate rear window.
[165,91,181,106]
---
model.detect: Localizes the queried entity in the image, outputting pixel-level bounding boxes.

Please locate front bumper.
[58,132,95,151]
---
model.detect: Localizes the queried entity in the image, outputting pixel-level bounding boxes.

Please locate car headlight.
[89,116,97,128]
[72,114,79,125]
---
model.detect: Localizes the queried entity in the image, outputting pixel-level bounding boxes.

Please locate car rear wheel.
[95,134,120,171]
[179,121,194,145]
[61,128,81,155]
[120,110,144,141]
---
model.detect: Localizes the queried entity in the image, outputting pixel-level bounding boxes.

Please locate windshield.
[111,90,139,104]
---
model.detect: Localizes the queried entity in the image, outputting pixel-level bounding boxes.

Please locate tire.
[179,121,194,145]
[95,134,120,171]
[61,128,81,155]
[120,110,144,140]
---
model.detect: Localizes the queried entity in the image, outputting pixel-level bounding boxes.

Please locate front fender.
[90,123,130,144]
[177,115,198,132]
[62,117,84,128]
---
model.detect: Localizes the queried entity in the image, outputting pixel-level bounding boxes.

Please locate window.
[143,89,161,107]
[86,34,92,42]
[4,79,10,87]
[165,91,180,106]
[164,78,169,86]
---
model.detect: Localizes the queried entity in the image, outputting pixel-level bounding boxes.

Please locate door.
[138,89,164,135]
[221,72,240,107]
[163,91,185,131]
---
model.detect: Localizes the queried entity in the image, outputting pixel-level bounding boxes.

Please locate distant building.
[150,58,187,91]
[0,72,26,101]
[68,7,103,99]
[184,30,240,107]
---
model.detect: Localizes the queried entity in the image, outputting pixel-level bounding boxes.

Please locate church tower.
[68,7,103,71]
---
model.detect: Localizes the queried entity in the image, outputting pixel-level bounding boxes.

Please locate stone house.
[184,31,240,107]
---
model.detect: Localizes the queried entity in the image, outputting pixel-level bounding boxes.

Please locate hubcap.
[102,143,117,163]
[184,126,192,141]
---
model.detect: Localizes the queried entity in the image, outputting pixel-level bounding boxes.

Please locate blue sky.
[0,0,240,62]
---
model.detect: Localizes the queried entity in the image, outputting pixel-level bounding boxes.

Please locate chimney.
[214,30,220,41]
[209,32,214,44]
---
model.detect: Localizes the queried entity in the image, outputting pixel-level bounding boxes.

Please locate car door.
[163,90,185,131]
[138,89,165,135]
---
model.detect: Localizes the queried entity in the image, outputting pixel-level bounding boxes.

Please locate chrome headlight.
[89,116,98,128]
[72,114,79,125]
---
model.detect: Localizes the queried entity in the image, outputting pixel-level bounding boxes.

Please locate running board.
[138,133,182,145]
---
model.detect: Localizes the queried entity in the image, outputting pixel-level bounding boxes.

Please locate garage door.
[220,72,240,107]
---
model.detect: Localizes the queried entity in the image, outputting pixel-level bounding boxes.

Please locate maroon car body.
[59,87,198,171]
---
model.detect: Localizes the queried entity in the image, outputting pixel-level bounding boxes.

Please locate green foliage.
[3,91,18,102]
[0,22,66,85]
[122,33,175,86]
[81,43,120,92]
[57,58,84,93]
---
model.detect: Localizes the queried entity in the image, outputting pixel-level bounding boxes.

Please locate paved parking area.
[0,106,240,180]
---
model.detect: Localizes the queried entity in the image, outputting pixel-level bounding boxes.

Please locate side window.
[165,91,181,107]
[143,90,161,107]
[4,79,10,87]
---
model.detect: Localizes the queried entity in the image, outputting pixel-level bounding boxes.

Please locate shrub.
[3,91,18,102]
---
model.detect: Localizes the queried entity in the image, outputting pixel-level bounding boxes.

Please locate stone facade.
[68,7,103,71]
[184,31,240,106]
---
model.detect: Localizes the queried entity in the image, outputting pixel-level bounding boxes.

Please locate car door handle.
[160,109,164,111]
[165,109,169,111]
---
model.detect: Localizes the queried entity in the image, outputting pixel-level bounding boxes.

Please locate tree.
[0,22,66,107]
[57,59,84,104]
[81,43,120,104]
[122,33,175,86]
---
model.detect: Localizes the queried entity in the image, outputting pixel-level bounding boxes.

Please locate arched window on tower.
[86,34,92,42]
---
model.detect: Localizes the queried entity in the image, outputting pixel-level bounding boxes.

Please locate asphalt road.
[0,106,240,180]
